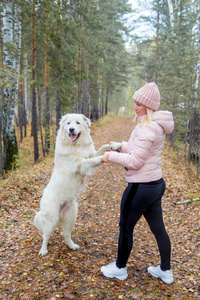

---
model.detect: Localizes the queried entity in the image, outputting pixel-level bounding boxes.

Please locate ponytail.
[140,108,154,128]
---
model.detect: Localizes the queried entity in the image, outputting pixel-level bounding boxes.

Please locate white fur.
[34,113,121,256]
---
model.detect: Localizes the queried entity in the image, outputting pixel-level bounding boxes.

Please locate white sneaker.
[148,265,173,284]
[101,261,128,280]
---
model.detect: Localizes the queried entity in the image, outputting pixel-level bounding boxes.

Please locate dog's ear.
[82,115,91,128]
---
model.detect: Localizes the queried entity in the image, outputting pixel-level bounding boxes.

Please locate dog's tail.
[34,211,44,234]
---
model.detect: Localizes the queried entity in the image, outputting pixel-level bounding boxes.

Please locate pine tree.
[31,0,39,163]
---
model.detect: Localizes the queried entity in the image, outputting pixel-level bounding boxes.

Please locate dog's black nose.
[69,127,75,133]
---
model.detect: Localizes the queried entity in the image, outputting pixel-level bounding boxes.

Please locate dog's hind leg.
[35,213,58,256]
[61,201,79,250]
[39,231,51,256]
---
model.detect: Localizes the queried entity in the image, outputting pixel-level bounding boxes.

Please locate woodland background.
[0,0,200,177]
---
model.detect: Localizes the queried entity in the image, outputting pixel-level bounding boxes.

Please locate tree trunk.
[98,70,102,118]
[24,54,28,138]
[167,0,174,27]
[2,2,20,171]
[170,128,176,148]
[38,86,45,157]
[18,42,24,142]
[55,0,61,131]
[56,86,61,131]
[124,87,127,116]
[31,0,39,163]
[105,86,109,115]
[18,10,26,142]
[0,6,4,175]
[44,5,50,153]
[0,88,3,176]
[155,0,159,83]
[45,64,50,153]
[116,91,119,116]
[82,49,89,116]
[76,14,82,113]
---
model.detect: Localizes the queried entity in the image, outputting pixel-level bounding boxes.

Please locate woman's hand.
[101,152,110,163]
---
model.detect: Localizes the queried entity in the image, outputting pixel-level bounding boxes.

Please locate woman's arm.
[120,142,128,153]
[104,128,156,170]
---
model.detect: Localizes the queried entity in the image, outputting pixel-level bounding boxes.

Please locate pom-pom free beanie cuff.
[133,82,160,111]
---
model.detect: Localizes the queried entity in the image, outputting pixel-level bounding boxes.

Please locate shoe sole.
[148,269,173,284]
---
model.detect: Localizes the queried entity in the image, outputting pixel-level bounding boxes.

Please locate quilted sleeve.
[108,127,156,170]
[120,141,128,153]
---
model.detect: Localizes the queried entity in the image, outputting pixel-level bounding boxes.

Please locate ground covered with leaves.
[0,116,200,299]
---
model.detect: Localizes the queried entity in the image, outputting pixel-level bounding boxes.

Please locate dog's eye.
[67,122,70,125]
[76,121,80,125]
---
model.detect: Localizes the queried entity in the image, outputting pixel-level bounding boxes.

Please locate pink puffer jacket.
[108,111,174,183]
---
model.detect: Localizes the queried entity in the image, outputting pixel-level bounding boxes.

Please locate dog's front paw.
[39,247,48,256]
[109,142,121,151]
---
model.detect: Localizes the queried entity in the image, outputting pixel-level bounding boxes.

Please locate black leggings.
[116,178,171,271]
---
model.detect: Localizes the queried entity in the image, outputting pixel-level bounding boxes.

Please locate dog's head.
[59,113,91,145]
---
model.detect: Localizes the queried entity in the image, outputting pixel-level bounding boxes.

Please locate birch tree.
[0,4,3,175]
[167,0,174,27]
[2,1,21,172]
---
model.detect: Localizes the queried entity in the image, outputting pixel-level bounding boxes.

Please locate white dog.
[34,113,121,256]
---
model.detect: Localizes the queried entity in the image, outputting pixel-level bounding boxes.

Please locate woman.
[100,82,174,284]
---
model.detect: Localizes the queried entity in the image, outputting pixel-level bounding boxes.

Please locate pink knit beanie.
[133,82,160,111]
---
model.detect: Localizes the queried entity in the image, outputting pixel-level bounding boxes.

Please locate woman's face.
[134,101,147,117]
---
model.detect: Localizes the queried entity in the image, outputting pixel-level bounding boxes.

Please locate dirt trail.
[0,116,199,299]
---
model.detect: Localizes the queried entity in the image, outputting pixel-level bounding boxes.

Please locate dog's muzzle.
[69,128,81,142]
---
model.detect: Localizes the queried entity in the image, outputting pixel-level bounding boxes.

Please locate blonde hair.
[140,108,154,128]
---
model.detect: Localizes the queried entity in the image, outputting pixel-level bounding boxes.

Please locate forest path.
[0,116,199,299]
